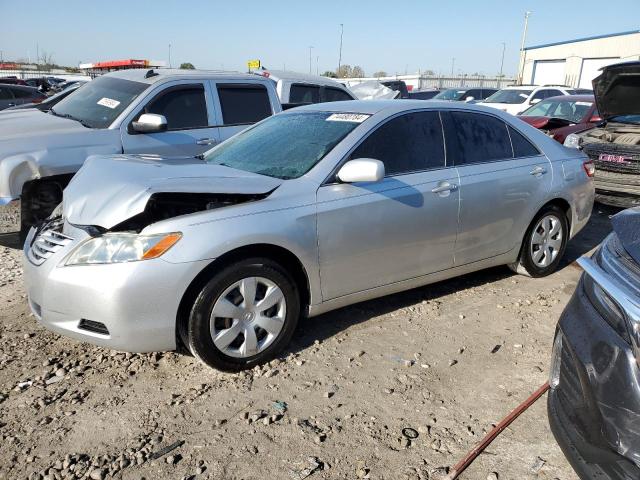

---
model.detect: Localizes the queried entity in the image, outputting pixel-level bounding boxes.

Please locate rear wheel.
[187,258,300,371]
[509,205,568,277]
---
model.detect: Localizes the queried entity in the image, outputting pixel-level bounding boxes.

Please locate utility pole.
[451,58,455,76]
[316,56,319,75]
[337,23,344,75]
[499,42,506,87]
[309,46,313,74]
[518,11,531,84]
[168,43,172,68]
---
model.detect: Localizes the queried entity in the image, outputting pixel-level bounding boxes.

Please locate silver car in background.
[23,100,595,371]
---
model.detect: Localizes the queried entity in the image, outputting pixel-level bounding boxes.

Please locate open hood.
[611,207,640,266]
[593,61,640,120]
[64,154,283,229]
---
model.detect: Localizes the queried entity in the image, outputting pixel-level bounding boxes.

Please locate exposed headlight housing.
[564,133,583,149]
[49,202,64,219]
[65,232,182,266]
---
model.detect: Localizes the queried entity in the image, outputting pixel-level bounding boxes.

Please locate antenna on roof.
[145,69,159,79]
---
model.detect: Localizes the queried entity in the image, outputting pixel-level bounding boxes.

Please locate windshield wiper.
[50,109,92,128]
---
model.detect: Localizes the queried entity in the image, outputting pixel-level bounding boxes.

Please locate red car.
[517,94,601,143]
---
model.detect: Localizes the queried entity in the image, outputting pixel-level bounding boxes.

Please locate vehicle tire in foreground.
[187,258,300,371]
[509,204,569,277]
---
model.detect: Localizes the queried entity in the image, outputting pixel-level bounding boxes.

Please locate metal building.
[518,30,640,88]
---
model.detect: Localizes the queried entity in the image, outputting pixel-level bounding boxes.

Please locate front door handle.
[530,166,547,176]
[196,138,216,146]
[431,182,458,194]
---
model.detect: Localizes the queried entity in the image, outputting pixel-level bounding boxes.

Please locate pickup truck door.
[209,80,278,142]
[120,80,220,156]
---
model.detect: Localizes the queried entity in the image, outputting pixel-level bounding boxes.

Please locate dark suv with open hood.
[565,62,640,207]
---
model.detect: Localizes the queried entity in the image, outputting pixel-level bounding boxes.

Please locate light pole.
[451,57,455,76]
[316,56,319,76]
[499,42,506,87]
[309,46,313,74]
[337,23,344,75]
[168,43,172,68]
[518,11,531,84]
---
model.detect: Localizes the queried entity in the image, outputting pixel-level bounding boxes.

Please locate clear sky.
[1,0,639,77]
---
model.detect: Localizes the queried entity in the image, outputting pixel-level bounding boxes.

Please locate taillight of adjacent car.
[583,160,595,178]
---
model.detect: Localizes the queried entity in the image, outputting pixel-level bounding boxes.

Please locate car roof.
[104,68,269,85]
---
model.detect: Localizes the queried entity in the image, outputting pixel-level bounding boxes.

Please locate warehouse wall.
[519,32,640,87]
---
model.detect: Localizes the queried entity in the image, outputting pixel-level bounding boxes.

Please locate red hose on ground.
[444,381,550,480]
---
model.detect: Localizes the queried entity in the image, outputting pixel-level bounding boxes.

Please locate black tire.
[509,204,569,278]
[187,257,300,371]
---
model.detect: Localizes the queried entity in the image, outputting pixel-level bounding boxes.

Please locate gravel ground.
[0,205,617,480]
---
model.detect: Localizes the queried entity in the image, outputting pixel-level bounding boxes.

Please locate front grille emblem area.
[28,219,73,266]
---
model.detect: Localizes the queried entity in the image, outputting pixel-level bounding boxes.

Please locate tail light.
[583,160,595,178]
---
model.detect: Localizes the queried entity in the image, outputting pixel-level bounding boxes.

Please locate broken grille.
[28,219,73,266]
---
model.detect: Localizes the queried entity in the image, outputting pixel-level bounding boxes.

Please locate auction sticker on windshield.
[97,97,121,109]
[326,113,370,123]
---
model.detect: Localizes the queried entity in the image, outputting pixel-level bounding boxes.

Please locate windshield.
[484,89,532,104]
[203,112,365,179]
[609,115,640,125]
[521,98,593,123]
[50,76,148,129]
[434,89,466,101]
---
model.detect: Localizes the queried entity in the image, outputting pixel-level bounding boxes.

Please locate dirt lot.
[0,205,617,480]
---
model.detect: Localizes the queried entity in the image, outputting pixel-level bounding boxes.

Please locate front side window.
[138,86,208,130]
[204,111,362,179]
[11,87,37,99]
[484,89,533,104]
[0,87,12,100]
[446,111,512,165]
[323,87,353,102]
[351,111,445,175]
[217,84,272,125]
[51,76,148,129]
[289,84,321,104]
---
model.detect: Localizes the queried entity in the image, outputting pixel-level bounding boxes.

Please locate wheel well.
[175,244,311,350]
[21,173,75,229]
[544,198,572,229]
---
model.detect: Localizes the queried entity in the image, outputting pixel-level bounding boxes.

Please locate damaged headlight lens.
[563,133,582,149]
[65,232,182,266]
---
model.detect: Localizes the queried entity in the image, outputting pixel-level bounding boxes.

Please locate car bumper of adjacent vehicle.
[0,196,20,234]
[548,282,640,479]
[22,224,211,353]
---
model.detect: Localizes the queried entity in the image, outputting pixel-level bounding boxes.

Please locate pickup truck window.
[51,76,148,129]
[217,83,272,125]
[324,87,353,102]
[290,84,320,104]
[0,87,12,100]
[141,85,208,130]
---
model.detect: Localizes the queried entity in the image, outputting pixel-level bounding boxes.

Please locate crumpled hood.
[519,116,552,129]
[0,109,86,142]
[64,154,283,229]
[593,61,640,120]
[611,207,640,265]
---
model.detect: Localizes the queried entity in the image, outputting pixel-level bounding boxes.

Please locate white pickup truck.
[0,68,355,236]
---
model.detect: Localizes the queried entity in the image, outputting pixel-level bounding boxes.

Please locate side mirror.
[131,113,167,133]
[589,114,603,123]
[337,159,385,183]
[530,98,541,105]
[465,96,475,102]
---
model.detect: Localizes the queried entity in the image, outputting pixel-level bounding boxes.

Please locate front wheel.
[187,258,300,371]
[509,205,569,277]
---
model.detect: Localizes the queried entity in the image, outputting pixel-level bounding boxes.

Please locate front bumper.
[23,225,211,353]
[548,282,640,478]
[0,197,20,234]
[594,169,640,208]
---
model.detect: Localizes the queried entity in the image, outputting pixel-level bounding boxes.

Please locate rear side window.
[323,87,353,102]
[290,84,320,104]
[446,111,512,164]
[217,84,272,125]
[11,87,38,99]
[508,126,540,157]
[350,111,445,175]
[0,87,13,100]
[144,86,208,130]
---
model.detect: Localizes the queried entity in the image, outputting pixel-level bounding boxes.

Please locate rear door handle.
[431,182,458,194]
[530,166,547,176]
[196,138,216,146]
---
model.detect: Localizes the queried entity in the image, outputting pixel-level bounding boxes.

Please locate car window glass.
[350,111,445,175]
[11,87,35,99]
[531,90,547,101]
[466,89,481,99]
[142,86,207,130]
[0,87,12,100]
[447,112,512,164]
[289,84,320,103]
[217,84,272,125]
[508,126,540,157]
[546,89,563,98]
[323,87,353,102]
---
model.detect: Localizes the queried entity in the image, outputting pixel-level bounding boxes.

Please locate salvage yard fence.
[343,74,516,91]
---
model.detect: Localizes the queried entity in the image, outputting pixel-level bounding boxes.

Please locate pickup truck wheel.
[509,205,568,278]
[187,257,300,371]
[20,181,63,240]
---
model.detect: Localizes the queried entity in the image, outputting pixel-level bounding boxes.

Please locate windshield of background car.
[434,89,466,100]
[50,76,148,129]
[521,99,593,123]
[204,112,366,179]
[484,89,533,104]
[609,115,640,124]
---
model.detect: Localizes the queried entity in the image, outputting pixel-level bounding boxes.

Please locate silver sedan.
[23,100,595,370]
